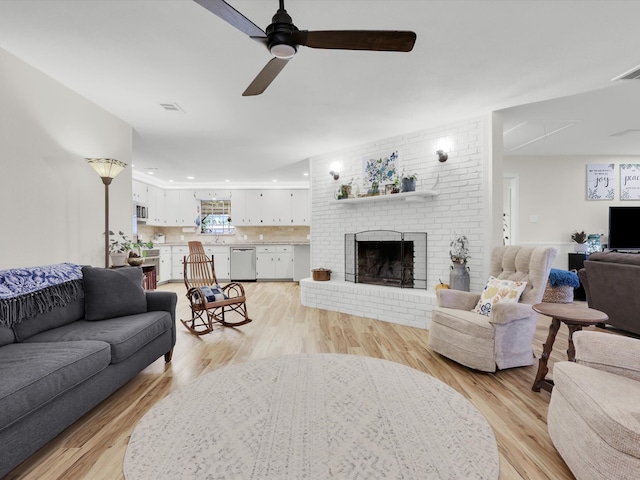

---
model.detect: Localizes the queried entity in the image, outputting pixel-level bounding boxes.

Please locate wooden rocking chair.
[181,243,252,335]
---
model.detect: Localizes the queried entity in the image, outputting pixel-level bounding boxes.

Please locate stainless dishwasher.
[230,247,256,281]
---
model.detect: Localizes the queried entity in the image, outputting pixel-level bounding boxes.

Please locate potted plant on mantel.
[571,230,588,253]
[401,172,417,192]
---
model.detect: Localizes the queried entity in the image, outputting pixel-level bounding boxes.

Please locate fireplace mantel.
[331,190,438,206]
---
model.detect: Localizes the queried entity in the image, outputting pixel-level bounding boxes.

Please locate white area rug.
[124,354,499,479]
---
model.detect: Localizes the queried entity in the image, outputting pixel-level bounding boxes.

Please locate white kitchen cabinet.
[164,190,198,226]
[171,245,190,281]
[158,246,172,283]
[290,190,310,225]
[263,190,291,225]
[275,246,293,278]
[231,190,248,225]
[256,245,293,279]
[132,180,148,204]
[204,246,230,280]
[146,185,166,226]
[195,189,233,200]
[242,190,298,226]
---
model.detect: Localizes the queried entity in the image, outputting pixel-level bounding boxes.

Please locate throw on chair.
[181,241,251,335]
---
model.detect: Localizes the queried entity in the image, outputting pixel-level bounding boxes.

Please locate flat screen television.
[608,206,640,251]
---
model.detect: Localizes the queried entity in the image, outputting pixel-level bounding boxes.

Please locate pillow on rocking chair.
[199,284,228,302]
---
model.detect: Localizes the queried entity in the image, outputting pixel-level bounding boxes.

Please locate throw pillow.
[82,266,147,321]
[473,276,527,317]
[199,284,228,302]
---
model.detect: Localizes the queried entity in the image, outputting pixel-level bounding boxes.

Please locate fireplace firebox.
[345,231,427,289]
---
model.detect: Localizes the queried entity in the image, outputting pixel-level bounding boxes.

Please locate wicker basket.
[542,282,574,303]
[312,268,332,281]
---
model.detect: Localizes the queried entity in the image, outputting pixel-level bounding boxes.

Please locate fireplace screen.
[345,230,427,289]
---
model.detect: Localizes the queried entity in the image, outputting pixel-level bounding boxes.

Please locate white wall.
[309,115,497,293]
[0,48,132,269]
[504,155,640,269]
[505,155,640,237]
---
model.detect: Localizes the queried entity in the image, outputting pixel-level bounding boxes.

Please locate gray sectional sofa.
[0,263,177,477]
[578,251,640,336]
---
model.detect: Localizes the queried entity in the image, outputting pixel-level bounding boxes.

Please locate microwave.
[135,204,148,221]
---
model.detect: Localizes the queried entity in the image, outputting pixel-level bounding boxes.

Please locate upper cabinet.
[241,189,308,226]
[132,180,148,204]
[146,185,165,226]
[133,183,310,228]
[290,190,309,225]
[164,190,198,227]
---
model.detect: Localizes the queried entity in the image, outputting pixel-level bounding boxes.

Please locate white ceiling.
[1,0,639,188]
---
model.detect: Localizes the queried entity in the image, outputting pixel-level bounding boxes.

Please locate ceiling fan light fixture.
[270,43,296,59]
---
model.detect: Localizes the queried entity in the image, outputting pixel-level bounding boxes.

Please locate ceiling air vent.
[159,102,185,113]
[611,64,640,81]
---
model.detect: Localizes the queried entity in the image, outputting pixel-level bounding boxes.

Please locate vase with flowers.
[449,235,470,291]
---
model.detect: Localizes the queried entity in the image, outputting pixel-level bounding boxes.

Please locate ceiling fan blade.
[242,57,290,96]
[294,30,416,52]
[193,0,266,39]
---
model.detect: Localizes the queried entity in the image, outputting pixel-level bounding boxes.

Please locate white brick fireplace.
[300,115,500,330]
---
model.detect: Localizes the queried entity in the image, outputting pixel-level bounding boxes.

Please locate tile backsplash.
[137,225,310,244]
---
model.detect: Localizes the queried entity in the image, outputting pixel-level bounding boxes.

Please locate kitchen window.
[200,199,235,234]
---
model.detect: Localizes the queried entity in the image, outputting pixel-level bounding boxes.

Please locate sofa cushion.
[0,327,14,346]
[12,296,85,342]
[24,311,172,364]
[82,266,147,321]
[553,361,640,458]
[0,341,110,432]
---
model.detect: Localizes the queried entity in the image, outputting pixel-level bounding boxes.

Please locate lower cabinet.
[204,246,230,280]
[158,246,172,283]
[171,245,189,282]
[256,245,293,280]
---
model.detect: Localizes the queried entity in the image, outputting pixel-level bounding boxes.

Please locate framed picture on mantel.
[586,164,614,200]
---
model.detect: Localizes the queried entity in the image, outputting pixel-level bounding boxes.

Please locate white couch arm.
[574,330,640,382]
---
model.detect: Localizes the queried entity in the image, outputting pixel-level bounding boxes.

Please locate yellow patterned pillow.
[473,276,527,316]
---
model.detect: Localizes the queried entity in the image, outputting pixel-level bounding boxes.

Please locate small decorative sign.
[586,164,614,200]
[620,164,640,200]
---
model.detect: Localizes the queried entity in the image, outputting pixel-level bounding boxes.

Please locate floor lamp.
[86,158,127,268]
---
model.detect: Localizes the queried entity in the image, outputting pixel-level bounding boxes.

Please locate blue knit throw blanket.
[0,263,83,328]
[548,268,580,288]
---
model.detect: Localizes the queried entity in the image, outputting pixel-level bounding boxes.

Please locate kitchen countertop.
[155,242,310,247]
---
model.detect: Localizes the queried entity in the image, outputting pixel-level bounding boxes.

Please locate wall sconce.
[435,137,451,163]
[86,158,127,268]
[329,161,342,180]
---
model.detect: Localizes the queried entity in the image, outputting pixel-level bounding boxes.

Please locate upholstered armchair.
[548,331,640,479]
[428,245,556,372]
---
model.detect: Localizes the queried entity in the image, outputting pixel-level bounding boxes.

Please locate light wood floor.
[8,281,608,480]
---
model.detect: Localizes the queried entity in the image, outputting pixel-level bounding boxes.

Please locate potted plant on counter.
[109,230,132,266]
[127,239,154,266]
